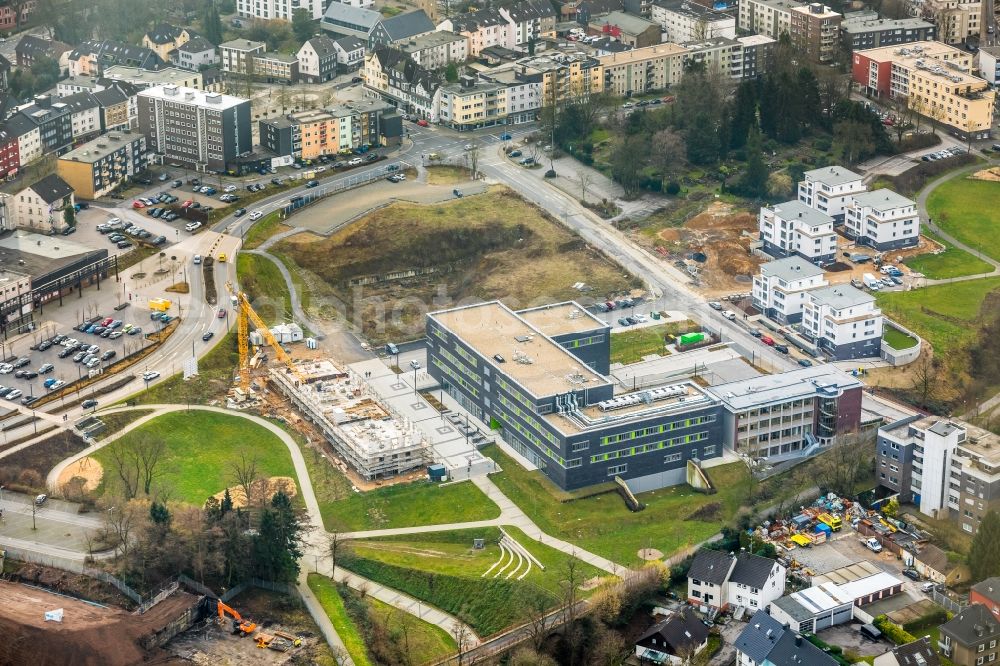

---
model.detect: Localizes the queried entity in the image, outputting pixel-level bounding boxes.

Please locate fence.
[279,161,410,221]
[929,586,966,614]
[1,544,142,604]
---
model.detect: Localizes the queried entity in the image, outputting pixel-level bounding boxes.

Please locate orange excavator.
[217,600,257,636]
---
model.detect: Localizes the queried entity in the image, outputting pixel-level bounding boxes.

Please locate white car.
[108,331,123,339]
[0,364,12,374]
[5,389,21,400]
[142,371,160,381]
[224,185,237,193]
[85,358,101,368]
[185,221,202,232]
[50,380,66,390]
[864,537,883,553]
[721,310,737,321]
[62,338,79,348]
[248,210,263,221]
[348,157,363,166]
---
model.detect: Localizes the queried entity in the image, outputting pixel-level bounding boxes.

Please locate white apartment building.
[759,199,838,264]
[438,9,513,57]
[797,165,866,221]
[801,285,883,360]
[400,31,468,69]
[499,0,556,46]
[752,256,829,324]
[738,0,802,37]
[238,0,326,20]
[16,125,42,168]
[499,77,541,124]
[651,0,736,43]
[219,39,266,74]
[844,189,920,252]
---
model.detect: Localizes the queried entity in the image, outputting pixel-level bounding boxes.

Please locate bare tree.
[106,439,141,500]
[524,595,551,651]
[328,531,348,576]
[466,146,479,179]
[103,499,139,558]
[578,169,593,204]
[911,353,940,408]
[812,431,875,497]
[452,622,472,666]
[230,450,259,507]
[135,433,166,496]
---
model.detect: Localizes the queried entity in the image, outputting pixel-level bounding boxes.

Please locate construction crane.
[225,281,306,392]
[217,600,257,636]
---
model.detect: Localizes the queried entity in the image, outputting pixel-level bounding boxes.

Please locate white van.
[864,537,883,553]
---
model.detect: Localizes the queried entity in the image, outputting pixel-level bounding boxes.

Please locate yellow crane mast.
[226,281,306,391]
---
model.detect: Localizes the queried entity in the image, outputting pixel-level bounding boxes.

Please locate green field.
[482,445,755,565]
[903,230,994,279]
[882,327,918,351]
[93,409,154,440]
[321,479,501,533]
[340,527,605,636]
[363,596,457,665]
[876,278,1000,357]
[242,212,290,251]
[93,411,297,505]
[926,178,1000,262]
[307,574,373,666]
[610,320,698,365]
[237,253,292,325]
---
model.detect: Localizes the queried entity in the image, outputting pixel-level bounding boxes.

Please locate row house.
[363,47,442,120]
[439,9,513,58]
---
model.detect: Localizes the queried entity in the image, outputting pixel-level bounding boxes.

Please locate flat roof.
[804,165,863,186]
[851,189,915,211]
[812,560,881,586]
[807,284,874,309]
[654,0,734,21]
[598,43,689,65]
[516,302,607,336]
[737,34,777,46]
[139,84,247,110]
[842,16,934,32]
[59,132,143,163]
[400,30,466,51]
[707,365,862,411]
[790,3,839,17]
[0,230,106,281]
[769,200,834,228]
[104,65,200,84]
[760,256,825,282]
[430,301,609,397]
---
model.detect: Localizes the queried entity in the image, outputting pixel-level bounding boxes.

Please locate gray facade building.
[841,14,935,51]
[426,301,724,491]
[138,85,251,173]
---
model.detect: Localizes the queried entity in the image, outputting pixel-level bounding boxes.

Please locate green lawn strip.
[876,278,1000,357]
[270,250,311,312]
[341,527,560,636]
[323,480,501,533]
[482,444,752,565]
[501,525,611,595]
[610,321,698,365]
[306,574,374,666]
[125,329,238,406]
[363,596,457,666]
[882,327,918,351]
[926,178,1000,262]
[237,252,292,325]
[904,230,994,279]
[93,409,155,440]
[242,211,289,250]
[92,411,299,506]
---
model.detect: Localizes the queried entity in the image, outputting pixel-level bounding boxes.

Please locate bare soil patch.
[57,456,104,493]
[971,167,1000,182]
[637,548,664,561]
[208,476,298,509]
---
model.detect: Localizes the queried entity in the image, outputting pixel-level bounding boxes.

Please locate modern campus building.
[801,285,883,360]
[426,301,725,491]
[843,189,920,251]
[238,0,326,21]
[752,256,829,325]
[57,132,147,199]
[796,165,866,222]
[138,85,252,173]
[759,199,838,265]
[877,416,1000,536]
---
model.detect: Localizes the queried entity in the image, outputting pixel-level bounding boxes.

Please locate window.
[607,464,627,476]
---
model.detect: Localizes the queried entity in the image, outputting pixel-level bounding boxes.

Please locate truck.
[789,534,813,547]
[149,298,172,312]
[863,273,880,290]
[679,332,706,346]
[818,513,842,531]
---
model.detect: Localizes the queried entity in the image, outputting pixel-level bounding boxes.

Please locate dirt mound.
[0,580,198,666]
[57,456,104,492]
[971,167,1000,182]
[686,203,756,231]
[208,476,297,509]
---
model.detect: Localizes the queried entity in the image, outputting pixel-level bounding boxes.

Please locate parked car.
[797,358,813,367]
[508,150,522,158]
[721,310,737,320]
[348,157,363,166]
[902,568,920,581]
[761,335,775,346]
[774,344,789,354]
[185,221,202,232]
[708,301,723,311]
[617,317,631,326]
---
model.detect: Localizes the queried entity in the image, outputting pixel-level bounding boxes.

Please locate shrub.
[903,607,949,633]
[814,137,832,152]
[665,181,681,196]
[874,615,917,645]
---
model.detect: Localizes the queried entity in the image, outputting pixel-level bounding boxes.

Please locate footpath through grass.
[482,444,751,565]
[341,527,604,636]
[927,178,1000,263]
[904,230,994,279]
[877,278,1000,357]
[93,410,297,505]
[307,574,373,666]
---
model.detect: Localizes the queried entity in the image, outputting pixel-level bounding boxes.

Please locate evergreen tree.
[221,488,233,515]
[251,491,303,582]
[149,501,170,526]
[970,511,1000,582]
[444,61,459,83]
[737,126,768,198]
[730,81,758,150]
[63,206,75,229]
[292,8,314,43]
[202,4,224,45]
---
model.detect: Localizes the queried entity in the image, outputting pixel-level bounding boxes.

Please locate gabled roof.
[0,54,11,73]
[450,8,508,32]
[915,544,960,577]
[973,577,1000,606]
[378,9,436,41]
[688,549,735,586]
[16,35,72,60]
[25,174,74,203]
[145,23,184,45]
[372,47,441,92]
[766,629,838,666]
[91,86,132,107]
[729,552,779,589]
[323,3,382,30]
[60,91,100,113]
[636,608,710,656]
[504,0,557,21]
[69,40,163,70]
[176,35,216,54]
[940,604,1000,647]
[2,113,38,138]
[302,35,338,58]
[885,637,942,666]
[735,610,786,664]
[333,35,366,52]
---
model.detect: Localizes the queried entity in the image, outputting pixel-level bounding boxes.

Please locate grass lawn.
[610,320,699,365]
[93,409,154,440]
[482,444,757,565]
[127,329,238,406]
[322,479,501,533]
[237,252,292,325]
[903,230,994,279]
[242,211,290,251]
[307,574,373,666]
[341,527,604,636]
[882,327,918,351]
[425,165,472,185]
[93,410,297,505]
[876,278,1000,357]
[364,596,457,665]
[927,178,1000,262]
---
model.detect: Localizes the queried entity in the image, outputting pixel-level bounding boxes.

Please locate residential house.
[599,43,689,96]
[797,164,866,221]
[0,54,10,92]
[735,609,840,666]
[873,637,942,666]
[738,34,777,78]
[737,0,801,37]
[12,174,74,232]
[844,189,920,251]
[61,92,102,141]
[91,84,136,132]
[634,608,710,664]
[477,67,541,124]
[321,4,381,40]
[363,47,441,120]
[142,24,194,62]
[0,123,20,179]
[686,548,786,611]
[682,36,743,78]
[67,40,163,77]
[752,256,829,324]
[298,36,340,83]
[919,0,981,45]
[651,0,736,43]
[172,35,220,72]
[909,544,969,587]
[588,11,662,48]
[801,285,883,360]
[399,31,467,69]
[939,604,1000,666]
[252,52,299,83]
[369,10,436,50]
[440,9,513,58]
[4,114,41,170]
[759,199,838,264]
[0,1,32,31]
[499,0,557,46]
[16,95,74,155]
[220,39,266,76]
[57,132,147,199]
[970,578,1000,623]
[439,76,507,130]
[15,36,72,74]
[259,100,399,158]
[333,36,367,70]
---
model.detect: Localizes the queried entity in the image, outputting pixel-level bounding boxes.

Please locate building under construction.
[270,361,430,480]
